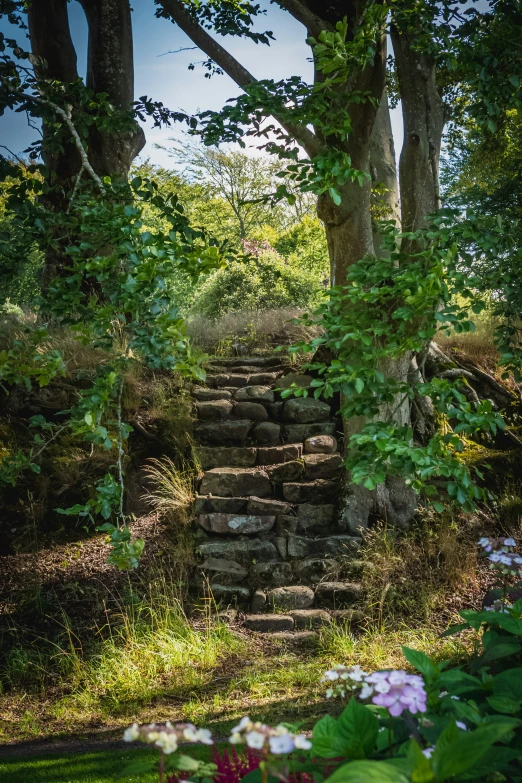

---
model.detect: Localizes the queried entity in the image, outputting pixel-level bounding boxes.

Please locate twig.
[8,87,105,192]
[67,165,84,212]
[158,46,198,57]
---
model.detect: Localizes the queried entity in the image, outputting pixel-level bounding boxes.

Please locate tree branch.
[272,0,333,37]
[156,0,322,158]
[10,89,105,192]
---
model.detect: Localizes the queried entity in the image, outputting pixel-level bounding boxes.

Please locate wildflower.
[422,747,434,759]
[123,722,213,754]
[322,665,368,698]
[361,670,428,717]
[456,721,467,731]
[123,723,140,742]
[229,717,311,754]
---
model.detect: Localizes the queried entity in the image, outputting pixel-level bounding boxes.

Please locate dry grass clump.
[141,457,195,521]
[186,307,321,356]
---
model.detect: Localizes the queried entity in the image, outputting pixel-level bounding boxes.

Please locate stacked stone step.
[191,356,363,635]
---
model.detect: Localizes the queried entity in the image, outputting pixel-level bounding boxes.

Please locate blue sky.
[0,0,403,167]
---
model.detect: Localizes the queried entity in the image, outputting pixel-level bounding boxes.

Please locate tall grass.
[141,457,196,521]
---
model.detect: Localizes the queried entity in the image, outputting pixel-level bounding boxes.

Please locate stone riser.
[190,356,364,629]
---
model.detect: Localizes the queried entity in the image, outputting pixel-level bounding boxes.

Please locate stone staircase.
[190,355,364,638]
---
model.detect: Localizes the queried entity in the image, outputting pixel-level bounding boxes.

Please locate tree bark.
[27,0,145,282]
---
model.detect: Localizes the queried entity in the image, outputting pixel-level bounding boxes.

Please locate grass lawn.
[0,744,217,783]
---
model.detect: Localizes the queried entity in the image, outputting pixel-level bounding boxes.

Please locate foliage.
[126,541,522,782]
[274,216,330,279]
[191,253,323,319]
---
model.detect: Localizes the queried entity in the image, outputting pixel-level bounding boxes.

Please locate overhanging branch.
[156,0,322,158]
[273,0,333,37]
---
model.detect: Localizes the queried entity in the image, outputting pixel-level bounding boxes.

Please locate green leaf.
[174,754,201,771]
[402,646,437,678]
[354,378,364,394]
[431,721,518,781]
[312,715,339,758]
[336,698,379,759]
[324,761,410,783]
[486,696,522,714]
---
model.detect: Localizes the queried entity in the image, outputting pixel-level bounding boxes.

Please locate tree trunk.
[27,0,145,283]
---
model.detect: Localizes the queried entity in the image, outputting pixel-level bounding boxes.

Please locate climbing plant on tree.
[0,1,225,567]
[154,0,522,528]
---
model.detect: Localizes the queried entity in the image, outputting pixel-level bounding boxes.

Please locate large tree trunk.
[27,0,145,283]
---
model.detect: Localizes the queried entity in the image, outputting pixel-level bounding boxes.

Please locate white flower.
[504,538,516,547]
[231,716,252,733]
[195,728,213,745]
[323,669,340,681]
[123,723,140,742]
[230,733,243,744]
[456,721,467,731]
[183,725,199,741]
[246,731,266,750]
[154,731,178,754]
[269,734,295,754]
[294,734,312,750]
[422,747,434,759]
[360,683,375,700]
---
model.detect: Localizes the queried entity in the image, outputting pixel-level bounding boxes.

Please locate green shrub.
[190,253,323,319]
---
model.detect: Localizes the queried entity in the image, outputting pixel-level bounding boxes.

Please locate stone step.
[283,479,339,504]
[192,388,233,401]
[196,446,258,470]
[314,581,364,608]
[199,467,272,498]
[271,631,318,644]
[284,397,331,423]
[284,423,337,443]
[195,399,234,421]
[303,453,343,480]
[243,614,294,632]
[268,460,304,483]
[257,444,302,464]
[268,585,314,610]
[198,513,275,536]
[234,386,275,403]
[195,496,248,514]
[287,535,361,559]
[198,538,279,566]
[210,356,285,368]
[289,609,332,629]
[195,420,253,445]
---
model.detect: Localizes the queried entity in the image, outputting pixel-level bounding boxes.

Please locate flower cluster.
[229,717,311,755]
[322,666,428,718]
[479,537,522,577]
[322,665,367,698]
[123,722,213,754]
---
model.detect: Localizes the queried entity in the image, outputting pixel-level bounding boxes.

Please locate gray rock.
[284,423,337,443]
[289,609,332,630]
[252,561,293,586]
[268,585,314,610]
[257,444,302,465]
[293,558,339,582]
[268,461,305,483]
[252,422,281,445]
[227,374,250,387]
[198,539,278,565]
[196,447,258,470]
[196,399,233,421]
[304,435,338,454]
[243,614,294,632]
[196,420,253,445]
[274,537,288,559]
[271,631,318,644]
[217,608,238,623]
[277,373,314,390]
[247,497,293,516]
[250,589,267,613]
[198,513,275,535]
[275,516,298,536]
[303,453,343,480]
[194,496,247,514]
[296,503,336,531]
[332,609,364,624]
[200,467,271,498]
[284,398,331,424]
[267,402,284,420]
[206,374,230,388]
[235,402,269,422]
[234,386,275,403]
[282,480,338,504]
[200,557,248,583]
[287,535,361,559]
[211,584,251,603]
[315,582,363,608]
[193,388,233,401]
[249,372,279,385]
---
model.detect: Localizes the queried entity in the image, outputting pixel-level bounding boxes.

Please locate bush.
[190,253,323,319]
